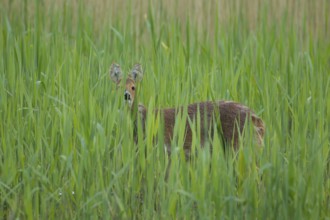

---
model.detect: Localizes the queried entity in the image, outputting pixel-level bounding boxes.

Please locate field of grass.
[0,0,329,219]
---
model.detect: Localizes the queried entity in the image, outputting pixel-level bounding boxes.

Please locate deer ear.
[130,63,143,82]
[110,63,122,84]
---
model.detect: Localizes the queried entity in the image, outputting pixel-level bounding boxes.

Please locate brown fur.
[137,101,265,155]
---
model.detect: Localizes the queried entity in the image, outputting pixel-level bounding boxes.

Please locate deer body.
[137,101,264,155]
[110,63,265,155]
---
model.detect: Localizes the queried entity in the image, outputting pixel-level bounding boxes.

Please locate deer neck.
[130,94,147,123]
[130,95,139,120]
[131,100,147,143]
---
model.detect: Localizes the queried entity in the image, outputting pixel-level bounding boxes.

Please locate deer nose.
[124,91,131,100]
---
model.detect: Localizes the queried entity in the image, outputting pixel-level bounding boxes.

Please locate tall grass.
[0,0,329,219]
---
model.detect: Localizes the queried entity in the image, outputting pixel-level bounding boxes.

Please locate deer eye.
[131,86,135,91]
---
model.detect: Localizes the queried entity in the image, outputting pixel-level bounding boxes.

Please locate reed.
[0,0,329,219]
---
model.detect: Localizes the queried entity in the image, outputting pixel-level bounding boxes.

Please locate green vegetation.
[0,0,329,219]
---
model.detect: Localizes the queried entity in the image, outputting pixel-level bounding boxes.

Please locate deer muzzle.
[124,91,131,101]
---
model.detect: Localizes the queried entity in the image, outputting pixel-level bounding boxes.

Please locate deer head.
[110,63,143,108]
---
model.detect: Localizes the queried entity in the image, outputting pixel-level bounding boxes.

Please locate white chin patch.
[128,100,132,107]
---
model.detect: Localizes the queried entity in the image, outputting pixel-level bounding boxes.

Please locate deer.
[110,63,265,174]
